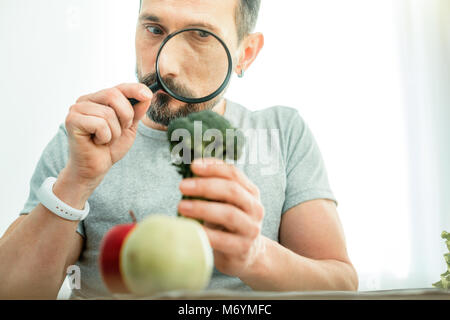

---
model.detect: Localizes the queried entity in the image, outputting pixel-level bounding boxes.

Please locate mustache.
[139,72,196,99]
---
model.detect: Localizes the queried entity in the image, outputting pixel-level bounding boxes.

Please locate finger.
[77,83,153,104]
[178,200,258,237]
[202,226,252,255]
[179,178,258,215]
[68,113,112,145]
[72,102,122,142]
[191,158,260,199]
[115,83,153,127]
[77,87,133,130]
[204,222,226,232]
[77,83,152,130]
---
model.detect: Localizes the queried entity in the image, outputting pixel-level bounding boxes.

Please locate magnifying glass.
[129,28,233,106]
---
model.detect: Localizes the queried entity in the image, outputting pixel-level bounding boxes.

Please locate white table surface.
[87,288,450,300]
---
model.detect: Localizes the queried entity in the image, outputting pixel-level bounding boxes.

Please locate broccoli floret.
[167,110,245,223]
[433,231,450,290]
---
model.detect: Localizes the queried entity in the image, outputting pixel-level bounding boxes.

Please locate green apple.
[120,214,213,296]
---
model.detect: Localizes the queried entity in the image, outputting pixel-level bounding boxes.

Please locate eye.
[197,30,210,38]
[146,25,164,36]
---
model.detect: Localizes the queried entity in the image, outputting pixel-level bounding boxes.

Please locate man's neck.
[141,98,227,131]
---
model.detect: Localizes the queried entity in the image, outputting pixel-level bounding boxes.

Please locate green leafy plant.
[167,110,245,223]
[432,231,450,289]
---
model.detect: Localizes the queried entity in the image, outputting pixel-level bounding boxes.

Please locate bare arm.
[241,199,358,291]
[177,160,358,292]
[0,168,88,299]
[0,83,152,299]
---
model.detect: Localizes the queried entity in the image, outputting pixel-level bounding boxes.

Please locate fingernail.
[140,89,152,99]
[180,179,196,190]
[179,201,193,211]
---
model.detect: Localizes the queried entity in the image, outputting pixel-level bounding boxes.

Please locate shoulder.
[48,123,69,150]
[226,100,306,132]
[58,122,69,136]
[253,105,305,128]
[38,122,70,168]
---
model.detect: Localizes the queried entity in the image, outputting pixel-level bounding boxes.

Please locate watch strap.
[37,177,90,221]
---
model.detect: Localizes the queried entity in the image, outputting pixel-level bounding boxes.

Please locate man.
[0,0,358,299]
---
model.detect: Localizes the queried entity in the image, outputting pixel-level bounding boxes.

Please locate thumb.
[131,98,152,128]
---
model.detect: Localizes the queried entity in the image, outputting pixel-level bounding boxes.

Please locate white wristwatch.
[37,177,90,221]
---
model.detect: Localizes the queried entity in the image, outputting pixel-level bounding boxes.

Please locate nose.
[157,39,183,79]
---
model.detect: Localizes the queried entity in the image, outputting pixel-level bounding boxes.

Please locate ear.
[235,32,264,76]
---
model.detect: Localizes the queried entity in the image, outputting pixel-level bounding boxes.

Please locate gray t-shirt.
[19,100,336,299]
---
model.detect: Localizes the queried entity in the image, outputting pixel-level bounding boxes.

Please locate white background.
[0,0,448,296]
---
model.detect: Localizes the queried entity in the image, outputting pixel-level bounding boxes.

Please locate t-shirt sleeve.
[282,110,337,214]
[19,123,86,238]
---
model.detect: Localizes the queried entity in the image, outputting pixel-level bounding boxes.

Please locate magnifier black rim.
[155,27,233,104]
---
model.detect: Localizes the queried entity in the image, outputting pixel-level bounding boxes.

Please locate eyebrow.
[188,22,219,33]
[139,13,220,35]
[139,14,160,22]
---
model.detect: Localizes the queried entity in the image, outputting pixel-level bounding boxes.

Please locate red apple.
[99,211,137,294]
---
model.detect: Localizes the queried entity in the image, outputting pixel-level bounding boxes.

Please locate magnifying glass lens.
[157,30,230,101]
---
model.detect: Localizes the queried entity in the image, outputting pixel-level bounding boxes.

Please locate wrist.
[52,167,100,210]
[239,236,271,284]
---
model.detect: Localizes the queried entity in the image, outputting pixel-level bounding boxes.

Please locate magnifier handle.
[128,82,161,106]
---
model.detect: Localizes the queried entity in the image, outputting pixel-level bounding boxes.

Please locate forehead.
[140,0,238,38]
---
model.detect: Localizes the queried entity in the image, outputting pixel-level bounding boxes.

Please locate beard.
[137,71,224,127]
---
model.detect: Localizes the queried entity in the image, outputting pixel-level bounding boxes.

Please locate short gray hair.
[139,0,261,41]
[236,0,261,41]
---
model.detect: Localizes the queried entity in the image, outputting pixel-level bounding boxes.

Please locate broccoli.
[432,231,450,289]
[167,110,245,223]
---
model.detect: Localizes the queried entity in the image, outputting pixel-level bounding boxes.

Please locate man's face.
[136,0,240,126]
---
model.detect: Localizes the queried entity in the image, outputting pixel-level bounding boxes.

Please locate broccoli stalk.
[432,231,450,289]
[167,110,245,224]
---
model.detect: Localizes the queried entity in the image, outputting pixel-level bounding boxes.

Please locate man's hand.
[178,158,265,279]
[64,83,153,194]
